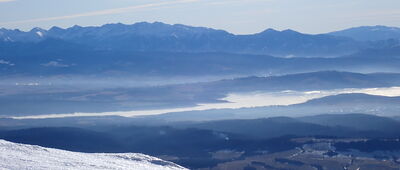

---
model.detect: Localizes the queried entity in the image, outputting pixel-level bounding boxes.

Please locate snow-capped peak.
[36,31,44,37]
[0,140,187,170]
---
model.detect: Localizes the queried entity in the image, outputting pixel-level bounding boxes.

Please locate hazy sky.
[0,0,399,34]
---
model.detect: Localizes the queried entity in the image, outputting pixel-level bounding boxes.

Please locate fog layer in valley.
[12,86,400,119]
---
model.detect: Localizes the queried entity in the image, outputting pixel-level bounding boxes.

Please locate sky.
[0,0,400,34]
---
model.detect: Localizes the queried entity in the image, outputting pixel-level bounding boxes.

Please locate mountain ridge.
[0,139,187,170]
[0,22,364,57]
[328,25,400,41]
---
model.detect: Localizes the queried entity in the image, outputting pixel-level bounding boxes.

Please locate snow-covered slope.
[0,140,187,170]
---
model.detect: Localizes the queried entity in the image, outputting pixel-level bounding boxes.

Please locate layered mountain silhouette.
[328,25,400,41]
[1,22,400,77]
[1,22,389,57]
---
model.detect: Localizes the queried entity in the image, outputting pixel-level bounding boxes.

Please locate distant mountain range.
[302,93,400,106]
[178,113,400,138]
[328,25,400,41]
[1,49,400,77]
[299,113,400,133]
[2,114,400,147]
[2,22,400,170]
[1,22,400,77]
[128,91,400,123]
[1,22,399,58]
[1,71,400,117]
[206,71,400,91]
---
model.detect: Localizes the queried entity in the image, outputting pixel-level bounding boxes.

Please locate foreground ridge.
[0,139,187,170]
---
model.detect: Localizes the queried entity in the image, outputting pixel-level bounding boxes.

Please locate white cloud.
[0,0,199,25]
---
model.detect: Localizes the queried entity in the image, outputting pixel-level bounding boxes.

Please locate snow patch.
[0,140,187,170]
[171,33,179,38]
[3,36,13,42]
[36,31,43,37]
